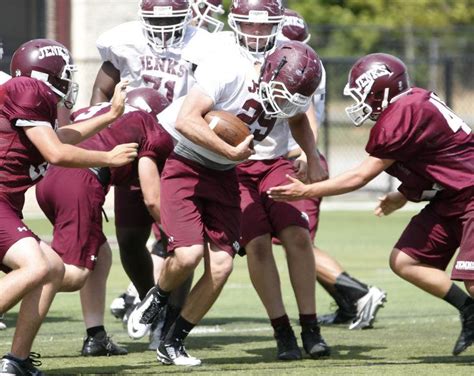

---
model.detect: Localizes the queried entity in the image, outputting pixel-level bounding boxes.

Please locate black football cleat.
[0,352,44,376]
[453,304,474,356]
[273,325,302,361]
[81,332,128,356]
[301,321,331,359]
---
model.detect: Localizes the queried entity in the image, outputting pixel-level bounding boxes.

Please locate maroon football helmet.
[258,40,322,118]
[10,38,78,109]
[344,53,411,126]
[126,87,170,117]
[190,0,224,33]
[139,0,192,50]
[228,0,285,59]
[281,9,310,43]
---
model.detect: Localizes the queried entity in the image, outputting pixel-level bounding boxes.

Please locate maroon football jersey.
[72,103,173,187]
[0,77,58,211]
[367,87,473,203]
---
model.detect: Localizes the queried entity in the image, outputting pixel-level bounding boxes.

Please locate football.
[204,110,250,147]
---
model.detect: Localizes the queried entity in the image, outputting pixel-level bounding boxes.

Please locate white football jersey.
[159,43,274,167]
[96,21,221,102]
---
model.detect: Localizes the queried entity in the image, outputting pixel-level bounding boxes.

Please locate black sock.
[155,284,170,306]
[165,315,195,342]
[443,284,474,313]
[335,272,369,301]
[270,314,291,330]
[160,305,182,341]
[87,325,105,338]
[299,313,317,327]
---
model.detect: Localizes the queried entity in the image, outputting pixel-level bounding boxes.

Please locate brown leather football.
[204,110,250,147]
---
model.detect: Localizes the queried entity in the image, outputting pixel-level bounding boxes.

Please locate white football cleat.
[157,340,201,366]
[127,286,166,339]
[349,286,387,330]
[127,302,152,339]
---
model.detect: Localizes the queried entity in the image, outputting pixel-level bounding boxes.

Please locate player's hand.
[109,80,129,120]
[107,142,138,167]
[306,155,328,183]
[267,175,311,201]
[228,134,255,161]
[374,191,408,217]
[293,157,307,181]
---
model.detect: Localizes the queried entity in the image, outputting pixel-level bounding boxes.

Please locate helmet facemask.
[344,64,393,126]
[343,82,374,126]
[191,0,224,33]
[139,6,192,50]
[228,11,284,60]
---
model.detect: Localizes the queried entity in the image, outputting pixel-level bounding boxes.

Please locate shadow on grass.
[409,354,474,365]
[2,313,83,328]
[200,316,270,326]
[46,364,149,375]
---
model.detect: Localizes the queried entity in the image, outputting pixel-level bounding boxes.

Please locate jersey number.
[236,99,276,142]
[74,102,110,121]
[429,94,471,134]
[142,75,176,103]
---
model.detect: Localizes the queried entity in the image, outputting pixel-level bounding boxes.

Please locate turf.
[2,210,473,374]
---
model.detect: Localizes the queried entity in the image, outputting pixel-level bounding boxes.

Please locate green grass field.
[2,210,473,375]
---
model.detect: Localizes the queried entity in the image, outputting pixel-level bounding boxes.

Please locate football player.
[90,0,226,350]
[268,53,474,356]
[126,39,326,366]
[280,8,387,331]
[226,0,330,360]
[0,38,137,375]
[35,88,172,357]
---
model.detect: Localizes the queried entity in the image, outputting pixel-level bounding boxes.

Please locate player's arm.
[267,156,394,201]
[290,102,325,181]
[57,81,127,145]
[138,156,161,223]
[288,110,326,183]
[25,126,138,168]
[90,62,121,105]
[175,86,253,161]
